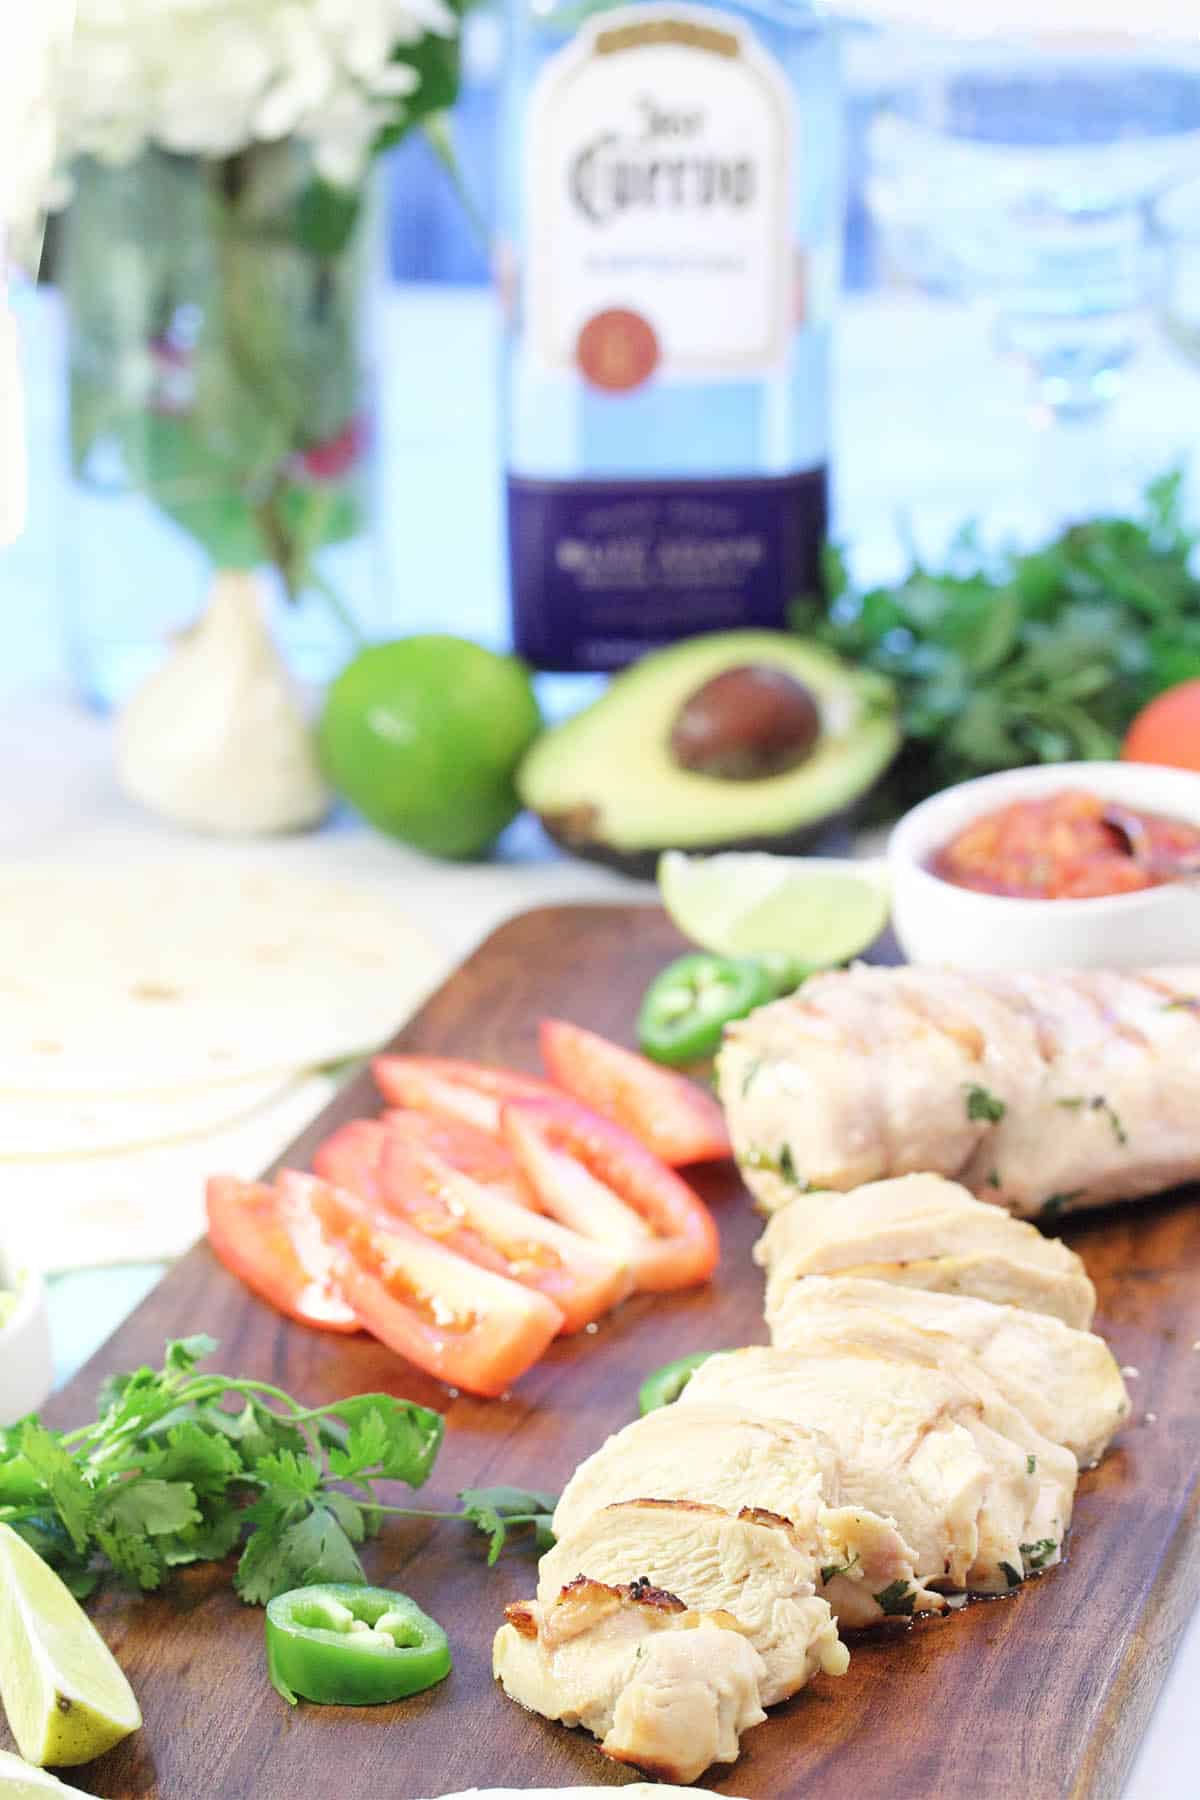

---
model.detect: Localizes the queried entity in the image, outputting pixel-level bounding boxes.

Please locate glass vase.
[61,144,383,710]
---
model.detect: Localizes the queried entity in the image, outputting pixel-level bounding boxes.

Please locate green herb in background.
[792,472,1200,817]
[0,1336,552,1604]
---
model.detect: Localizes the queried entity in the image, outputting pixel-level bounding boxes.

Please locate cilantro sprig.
[793,471,1200,817]
[0,1336,554,1604]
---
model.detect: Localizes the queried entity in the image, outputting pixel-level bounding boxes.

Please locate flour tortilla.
[0,862,445,1096]
[0,1074,300,1159]
[0,1074,336,1272]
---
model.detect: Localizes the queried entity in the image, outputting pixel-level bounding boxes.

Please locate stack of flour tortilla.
[0,860,445,1271]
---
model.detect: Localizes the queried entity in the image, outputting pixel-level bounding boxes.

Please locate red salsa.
[931,789,1200,900]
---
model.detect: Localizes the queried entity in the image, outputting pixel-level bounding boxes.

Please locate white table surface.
[2,280,1198,1796]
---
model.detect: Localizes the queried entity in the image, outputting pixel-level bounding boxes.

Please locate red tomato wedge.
[205,1175,360,1333]
[500,1097,719,1294]
[312,1119,388,1205]
[292,1172,564,1397]
[377,1135,633,1333]
[539,1019,732,1166]
[373,1056,558,1135]
[314,1112,537,1212]
[382,1111,539,1210]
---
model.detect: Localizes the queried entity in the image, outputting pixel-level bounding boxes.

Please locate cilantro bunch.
[793,471,1200,819]
[0,1336,554,1604]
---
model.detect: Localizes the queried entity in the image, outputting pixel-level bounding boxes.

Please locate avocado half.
[517,631,900,875]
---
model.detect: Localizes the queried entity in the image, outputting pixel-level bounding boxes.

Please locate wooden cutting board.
[18,905,1200,1800]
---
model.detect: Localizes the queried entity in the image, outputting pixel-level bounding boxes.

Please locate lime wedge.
[0,1525,140,1768]
[658,851,891,966]
[0,1751,107,1798]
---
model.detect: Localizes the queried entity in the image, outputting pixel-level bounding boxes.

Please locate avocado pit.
[669,664,822,781]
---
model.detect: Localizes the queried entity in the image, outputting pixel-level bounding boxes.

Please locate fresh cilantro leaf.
[101,1479,201,1540]
[1056,1094,1127,1145]
[140,1420,243,1502]
[93,1518,165,1590]
[965,1084,1006,1124]
[19,1424,94,1553]
[1020,1538,1058,1572]
[164,1336,219,1380]
[459,1487,559,1567]
[819,1553,860,1584]
[874,1580,915,1617]
[235,1502,366,1604]
[160,1510,245,1568]
[324,1396,443,1487]
[253,1449,321,1504]
[1026,1454,1037,1476]
[1040,1191,1085,1222]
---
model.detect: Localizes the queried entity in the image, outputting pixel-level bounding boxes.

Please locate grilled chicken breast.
[493,1576,767,1785]
[553,1406,942,1628]
[719,963,1200,1219]
[681,1345,1072,1594]
[768,1276,1129,1467]
[755,1173,1096,1328]
[535,1500,849,1705]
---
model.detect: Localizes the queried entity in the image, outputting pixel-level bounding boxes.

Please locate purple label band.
[508,466,828,672]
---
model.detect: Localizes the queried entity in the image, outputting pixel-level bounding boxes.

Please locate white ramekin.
[887,761,1200,970]
[0,1239,54,1426]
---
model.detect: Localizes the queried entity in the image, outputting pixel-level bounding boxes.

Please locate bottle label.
[526,3,795,386]
[508,468,827,670]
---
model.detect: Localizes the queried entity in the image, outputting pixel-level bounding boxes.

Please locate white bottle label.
[525,3,795,387]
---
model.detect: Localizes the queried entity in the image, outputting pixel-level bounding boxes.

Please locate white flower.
[55,0,459,187]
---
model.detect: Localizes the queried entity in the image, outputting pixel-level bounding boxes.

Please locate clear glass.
[867,37,1200,421]
[61,146,383,710]
[1153,174,1200,369]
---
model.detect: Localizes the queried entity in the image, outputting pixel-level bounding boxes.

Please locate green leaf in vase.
[119,411,266,570]
[293,180,363,260]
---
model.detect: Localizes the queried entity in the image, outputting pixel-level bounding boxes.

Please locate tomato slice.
[372,1056,558,1135]
[315,1112,537,1213]
[538,1019,732,1166]
[294,1173,564,1398]
[500,1097,720,1294]
[205,1175,360,1333]
[377,1134,633,1333]
[381,1111,539,1211]
[312,1119,388,1205]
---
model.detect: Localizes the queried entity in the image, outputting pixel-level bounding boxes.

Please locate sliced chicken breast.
[536,1500,849,1706]
[553,1405,942,1628]
[754,1173,1096,1328]
[681,1345,1072,1594]
[719,963,1200,1218]
[493,1576,766,1786]
[768,1276,1130,1467]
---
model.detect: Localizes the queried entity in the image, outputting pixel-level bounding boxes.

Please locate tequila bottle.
[498,0,842,672]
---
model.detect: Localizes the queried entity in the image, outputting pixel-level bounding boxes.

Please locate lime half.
[0,1751,105,1798]
[658,851,891,967]
[0,1525,141,1768]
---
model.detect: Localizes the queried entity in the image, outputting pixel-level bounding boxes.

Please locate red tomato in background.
[1123,680,1200,771]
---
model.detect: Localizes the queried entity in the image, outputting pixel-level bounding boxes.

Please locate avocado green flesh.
[517,632,899,859]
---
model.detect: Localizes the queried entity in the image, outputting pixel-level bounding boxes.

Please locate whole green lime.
[319,636,542,858]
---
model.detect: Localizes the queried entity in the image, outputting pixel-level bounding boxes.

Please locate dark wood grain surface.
[14,905,1200,1800]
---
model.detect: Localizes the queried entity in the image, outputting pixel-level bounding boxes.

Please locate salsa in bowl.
[888,762,1200,970]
